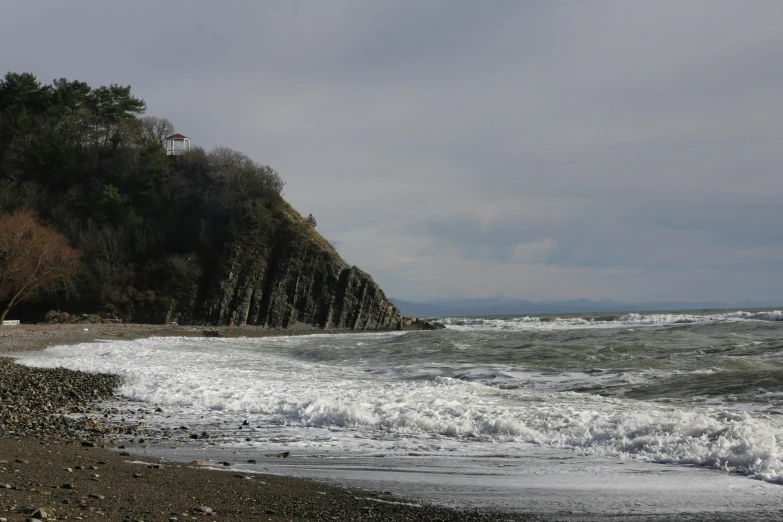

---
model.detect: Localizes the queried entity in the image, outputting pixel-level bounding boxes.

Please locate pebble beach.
[2,323,776,522]
[0,324,519,522]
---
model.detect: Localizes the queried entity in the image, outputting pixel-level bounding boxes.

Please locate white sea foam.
[15,335,783,484]
[441,310,783,331]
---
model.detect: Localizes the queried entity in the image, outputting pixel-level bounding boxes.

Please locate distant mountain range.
[391,296,783,318]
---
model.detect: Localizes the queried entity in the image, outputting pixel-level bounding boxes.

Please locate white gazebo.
[164,133,191,155]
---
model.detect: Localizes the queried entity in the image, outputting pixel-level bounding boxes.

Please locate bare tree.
[128,116,175,148]
[207,146,285,200]
[0,209,82,321]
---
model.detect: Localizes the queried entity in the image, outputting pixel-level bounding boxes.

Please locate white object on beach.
[2,320,20,326]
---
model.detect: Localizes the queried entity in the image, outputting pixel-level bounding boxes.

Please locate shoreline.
[0,324,519,521]
[0,322,372,354]
[1,324,777,521]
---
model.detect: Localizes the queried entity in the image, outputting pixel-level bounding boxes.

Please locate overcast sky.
[2,0,783,303]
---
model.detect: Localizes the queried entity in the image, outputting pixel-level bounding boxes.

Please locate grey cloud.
[3,0,783,302]
[412,192,783,270]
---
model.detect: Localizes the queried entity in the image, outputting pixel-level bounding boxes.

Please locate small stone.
[246,459,257,464]
[88,493,105,500]
[31,508,51,519]
[81,441,95,447]
[61,483,75,489]
[221,461,231,466]
[132,472,143,478]
[15,458,29,464]
[1,484,11,489]
[265,509,277,515]
[191,506,213,513]
[119,451,131,456]
[266,451,291,458]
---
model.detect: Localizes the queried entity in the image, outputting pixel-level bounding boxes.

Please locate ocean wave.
[441,310,783,331]
[15,337,783,484]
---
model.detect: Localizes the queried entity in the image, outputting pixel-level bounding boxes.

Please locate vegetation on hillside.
[0,209,82,321]
[0,72,288,321]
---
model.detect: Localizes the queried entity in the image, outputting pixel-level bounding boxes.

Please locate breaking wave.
[441,310,783,331]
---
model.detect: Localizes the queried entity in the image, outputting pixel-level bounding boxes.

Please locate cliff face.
[168,201,402,330]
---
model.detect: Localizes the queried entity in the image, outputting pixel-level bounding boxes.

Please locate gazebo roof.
[165,133,189,140]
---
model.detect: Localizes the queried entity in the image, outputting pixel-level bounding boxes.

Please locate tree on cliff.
[0,210,82,321]
[127,116,174,148]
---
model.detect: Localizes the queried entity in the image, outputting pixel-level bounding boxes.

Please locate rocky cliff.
[166,201,402,330]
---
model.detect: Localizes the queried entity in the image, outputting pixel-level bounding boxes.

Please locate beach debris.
[18,507,52,520]
[266,451,291,458]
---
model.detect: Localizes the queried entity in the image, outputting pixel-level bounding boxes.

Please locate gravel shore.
[0,322,346,354]
[0,324,530,521]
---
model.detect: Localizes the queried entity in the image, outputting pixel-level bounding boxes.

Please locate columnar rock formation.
[167,202,402,330]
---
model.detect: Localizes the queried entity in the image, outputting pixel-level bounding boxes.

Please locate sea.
[13,309,783,518]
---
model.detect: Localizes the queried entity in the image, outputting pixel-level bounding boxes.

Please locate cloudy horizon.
[2,0,782,303]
